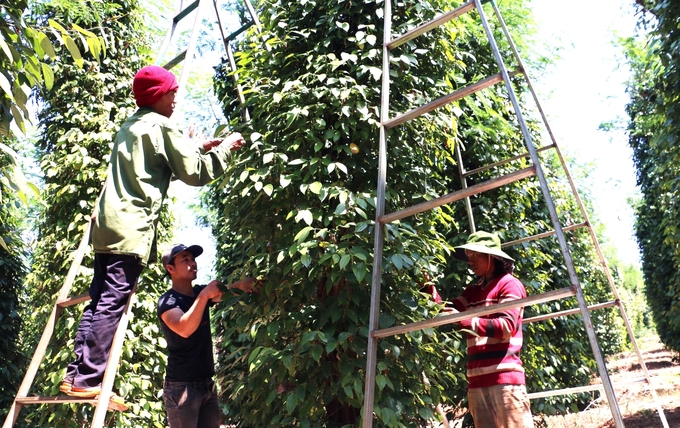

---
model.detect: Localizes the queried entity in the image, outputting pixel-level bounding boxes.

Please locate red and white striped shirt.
[452,273,527,389]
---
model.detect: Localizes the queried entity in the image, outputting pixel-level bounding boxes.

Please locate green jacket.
[92,107,232,265]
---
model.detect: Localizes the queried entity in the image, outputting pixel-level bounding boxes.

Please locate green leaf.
[391,254,403,270]
[214,124,229,137]
[294,226,313,242]
[63,35,83,68]
[295,210,313,226]
[0,37,13,62]
[41,63,54,90]
[285,394,297,414]
[339,254,351,270]
[301,252,312,267]
[352,262,367,282]
[309,181,322,194]
[310,344,323,361]
[10,104,25,134]
[336,21,350,32]
[0,74,14,100]
[267,322,280,339]
[368,67,382,80]
[263,184,273,196]
[86,36,101,62]
[334,203,346,215]
[48,19,68,33]
[72,23,97,38]
[376,373,388,390]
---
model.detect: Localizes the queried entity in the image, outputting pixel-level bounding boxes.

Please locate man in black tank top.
[157,243,255,428]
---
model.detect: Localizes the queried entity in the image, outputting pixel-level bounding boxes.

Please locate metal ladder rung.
[387,1,476,50]
[225,21,255,43]
[373,287,576,339]
[383,70,520,129]
[527,377,647,400]
[523,300,619,325]
[56,293,90,308]
[501,222,589,248]
[162,51,188,72]
[380,166,535,224]
[173,0,200,23]
[16,396,98,405]
[463,144,555,178]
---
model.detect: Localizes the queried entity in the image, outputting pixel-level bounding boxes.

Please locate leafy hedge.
[625,0,680,354]
[0,145,28,423]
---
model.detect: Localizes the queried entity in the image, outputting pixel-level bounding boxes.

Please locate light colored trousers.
[468,384,534,428]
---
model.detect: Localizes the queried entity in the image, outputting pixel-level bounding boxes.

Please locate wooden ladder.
[2,203,139,428]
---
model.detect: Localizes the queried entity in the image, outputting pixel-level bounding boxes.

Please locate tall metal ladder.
[2,1,259,427]
[155,0,260,119]
[362,1,669,427]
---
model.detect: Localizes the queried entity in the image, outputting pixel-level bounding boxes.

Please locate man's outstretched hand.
[227,277,260,294]
[202,132,246,151]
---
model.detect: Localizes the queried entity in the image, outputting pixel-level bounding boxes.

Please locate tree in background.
[624,0,680,353]
[209,0,622,426]
[19,1,171,426]
[0,142,28,422]
[0,1,103,207]
[1,1,99,423]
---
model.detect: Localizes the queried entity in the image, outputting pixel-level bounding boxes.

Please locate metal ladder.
[362,1,669,427]
[2,1,260,427]
[155,0,260,117]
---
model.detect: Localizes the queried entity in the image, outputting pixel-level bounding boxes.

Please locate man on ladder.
[59,65,246,409]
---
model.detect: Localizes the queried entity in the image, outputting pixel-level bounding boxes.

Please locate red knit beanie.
[132,65,179,107]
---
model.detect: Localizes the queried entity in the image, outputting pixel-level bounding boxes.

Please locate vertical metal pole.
[490,3,667,426]
[473,1,625,426]
[243,0,261,27]
[154,0,185,67]
[362,0,391,426]
[455,144,476,233]
[225,42,251,122]
[214,0,252,122]
[176,0,205,97]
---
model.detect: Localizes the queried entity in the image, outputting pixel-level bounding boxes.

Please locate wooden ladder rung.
[16,396,98,405]
[56,293,90,308]
[383,70,521,130]
[372,287,576,338]
[380,166,536,224]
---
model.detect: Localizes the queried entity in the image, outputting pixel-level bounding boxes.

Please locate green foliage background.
[0,0,647,426]
[624,0,680,354]
[208,0,625,426]
[0,146,28,422]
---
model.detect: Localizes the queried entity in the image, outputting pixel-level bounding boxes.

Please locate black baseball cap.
[161,243,203,271]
